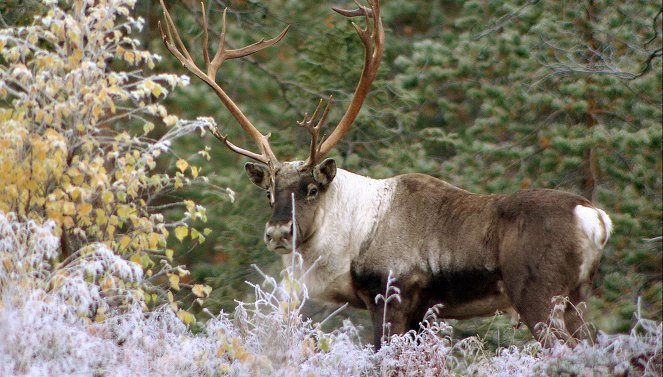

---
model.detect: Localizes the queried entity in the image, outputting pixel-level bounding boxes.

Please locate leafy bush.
[0,0,212,321]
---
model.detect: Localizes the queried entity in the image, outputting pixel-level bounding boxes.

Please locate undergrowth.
[1,212,661,376]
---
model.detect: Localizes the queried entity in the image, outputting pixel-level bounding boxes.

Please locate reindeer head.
[160,0,383,254]
[244,159,335,253]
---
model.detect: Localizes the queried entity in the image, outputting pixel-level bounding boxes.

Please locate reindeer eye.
[307,184,318,197]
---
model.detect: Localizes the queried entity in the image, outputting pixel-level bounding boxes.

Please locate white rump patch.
[574,205,613,248]
[574,205,613,281]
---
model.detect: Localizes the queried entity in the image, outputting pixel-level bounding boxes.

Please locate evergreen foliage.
[146,0,661,338]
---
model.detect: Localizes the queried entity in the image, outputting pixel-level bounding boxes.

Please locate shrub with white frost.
[1,211,662,376]
[0,214,374,376]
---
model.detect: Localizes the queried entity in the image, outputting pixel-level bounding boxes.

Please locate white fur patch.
[574,205,613,281]
[575,205,613,248]
[294,168,396,299]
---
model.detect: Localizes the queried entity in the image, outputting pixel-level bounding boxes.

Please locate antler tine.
[201,2,211,68]
[298,97,334,166]
[208,8,290,78]
[331,4,373,17]
[316,0,384,159]
[159,0,289,166]
[159,0,193,63]
[207,125,271,164]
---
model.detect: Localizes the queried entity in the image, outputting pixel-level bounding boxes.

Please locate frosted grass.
[0,212,660,376]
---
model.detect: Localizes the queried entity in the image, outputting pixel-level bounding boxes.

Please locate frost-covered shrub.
[375,318,453,376]
[0,212,229,376]
[0,214,660,376]
[0,212,142,319]
[0,218,375,376]
[0,0,216,322]
[532,311,662,377]
[209,260,375,376]
[457,305,662,377]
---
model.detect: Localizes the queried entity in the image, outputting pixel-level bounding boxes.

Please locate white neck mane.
[288,168,395,298]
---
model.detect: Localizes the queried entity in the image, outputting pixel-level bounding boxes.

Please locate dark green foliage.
[138,0,660,341]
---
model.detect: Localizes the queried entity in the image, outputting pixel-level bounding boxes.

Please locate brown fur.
[350,174,601,348]
[249,164,610,349]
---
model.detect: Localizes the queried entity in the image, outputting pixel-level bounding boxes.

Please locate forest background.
[0,0,660,370]
[117,0,660,337]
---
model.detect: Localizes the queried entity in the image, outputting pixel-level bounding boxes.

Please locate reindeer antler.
[159,0,288,166]
[313,0,384,160]
[159,0,383,168]
[299,97,334,166]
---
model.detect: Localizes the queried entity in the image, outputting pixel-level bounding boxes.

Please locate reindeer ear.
[245,162,270,189]
[313,158,336,188]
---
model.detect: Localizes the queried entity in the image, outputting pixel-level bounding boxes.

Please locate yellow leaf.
[192,284,211,298]
[190,228,200,240]
[163,115,178,126]
[92,104,102,119]
[148,233,160,249]
[96,210,107,225]
[95,307,106,322]
[117,205,133,218]
[102,191,113,205]
[71,188,81,201]
[177,310,196,325]
[68,49,83,66]
[143,122,154,134]
[62,202,75,215]
[168,273,180,290]
[124,50,135,64]
[184,200,195,213]
[78,202,92,217]
[119,235,131,250]
[151,83,162,97]
[191,166,199,178]
[100,276,114,290]
[107,225,116,239]
[174,226,188,242]
[176,159,188,173]
[116,191,127,203]
[63,216,74,228]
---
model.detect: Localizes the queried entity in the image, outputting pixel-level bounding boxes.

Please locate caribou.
[159,0,613,349]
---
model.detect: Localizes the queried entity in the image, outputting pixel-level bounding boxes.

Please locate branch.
[630,47,662,80]
[644,9,662,47]
[473,0,542,40]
